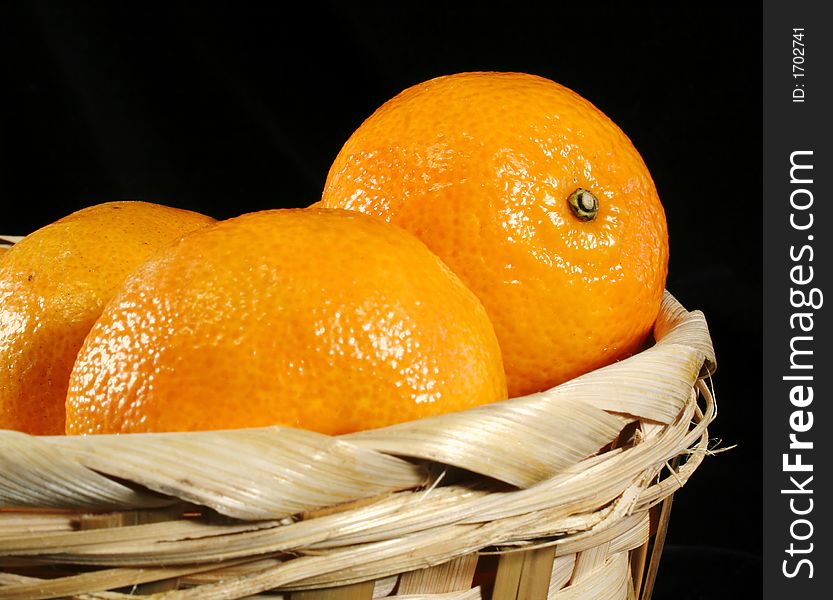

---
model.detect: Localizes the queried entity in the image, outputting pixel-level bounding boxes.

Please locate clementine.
[65,208,506,435]
[0,202,215,434]
[320,72,668,396]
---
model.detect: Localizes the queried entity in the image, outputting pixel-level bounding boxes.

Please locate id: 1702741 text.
[793,28,805,103]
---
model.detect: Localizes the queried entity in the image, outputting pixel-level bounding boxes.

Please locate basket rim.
[0,291,717,515]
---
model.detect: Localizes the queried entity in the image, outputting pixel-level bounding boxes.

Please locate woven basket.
[0,234,716,600]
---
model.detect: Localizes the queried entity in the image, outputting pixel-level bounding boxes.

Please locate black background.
[1,3,762,597]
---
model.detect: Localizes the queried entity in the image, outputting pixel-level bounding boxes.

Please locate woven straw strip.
[653,295,716,377]
[43,428,428,520]
[550,552,628,599]
[0,431,169,511]
[343,395,628,488]
[548,553,576,593]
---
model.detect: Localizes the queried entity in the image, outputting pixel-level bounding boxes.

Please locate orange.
[65,208,506,435]
[0,201,215,435]
[320,72,668,397]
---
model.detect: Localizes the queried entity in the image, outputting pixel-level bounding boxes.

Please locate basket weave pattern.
[0,235,716,600]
